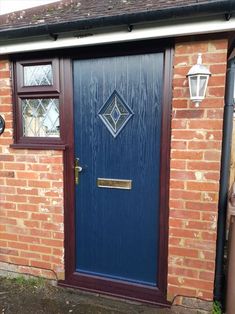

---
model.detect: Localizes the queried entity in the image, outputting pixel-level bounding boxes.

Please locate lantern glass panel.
[189,76,198,98]
[199,75,208,97]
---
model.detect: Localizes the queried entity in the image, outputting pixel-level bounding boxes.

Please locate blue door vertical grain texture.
[73,53,164,287]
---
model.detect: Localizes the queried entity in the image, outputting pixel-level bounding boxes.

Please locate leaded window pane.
[24,64,53,86]
[22,98,60,137]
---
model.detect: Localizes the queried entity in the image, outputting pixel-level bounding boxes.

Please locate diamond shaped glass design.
[24,64,53,86]
[98,91,134,138]
[22,98,60,137]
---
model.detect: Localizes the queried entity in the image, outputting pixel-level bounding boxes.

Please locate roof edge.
[0,0,234,40]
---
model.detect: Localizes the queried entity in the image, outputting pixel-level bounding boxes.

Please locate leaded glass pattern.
[98,91,134,138]
[22,98,60,137]
[24,64,53,86]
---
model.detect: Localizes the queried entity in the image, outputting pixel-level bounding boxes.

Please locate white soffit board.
[0,16,235,54]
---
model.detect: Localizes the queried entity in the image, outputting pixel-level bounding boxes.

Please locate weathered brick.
[169,38,227,302]
[187,182,219,192]
[30,245,52,254]
[170,228,200,239]
[170,209,200,220]
[30,260,51,269]
[0,57,63,284]
[168,266,199,279]
[8,241,29,250]
[175,109,204,119]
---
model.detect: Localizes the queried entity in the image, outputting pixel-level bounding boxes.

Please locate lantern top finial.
[197,53,202,65]
[187,53,211,76]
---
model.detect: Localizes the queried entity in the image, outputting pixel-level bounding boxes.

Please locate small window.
[16,59,59,93]
[23,64,53,86]
[13,58,64,148]
[21,98,60,137]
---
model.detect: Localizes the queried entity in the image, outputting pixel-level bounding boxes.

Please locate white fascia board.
[0,16,235,55]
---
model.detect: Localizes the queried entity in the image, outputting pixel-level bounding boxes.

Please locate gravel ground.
[0,277,173,314]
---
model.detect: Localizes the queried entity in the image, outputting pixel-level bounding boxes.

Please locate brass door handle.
[75,158,83,185]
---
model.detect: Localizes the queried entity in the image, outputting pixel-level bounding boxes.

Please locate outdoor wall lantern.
[187,53,211,107]
[0,115,5,135]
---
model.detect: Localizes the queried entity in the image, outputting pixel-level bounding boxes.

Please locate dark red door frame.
[59,40,173,306]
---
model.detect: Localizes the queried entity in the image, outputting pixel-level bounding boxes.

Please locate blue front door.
[73,52,164,287]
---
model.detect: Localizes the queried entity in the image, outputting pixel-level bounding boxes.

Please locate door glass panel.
[22,98,60,137]
[98,90,134,138]
[23,64,53,86]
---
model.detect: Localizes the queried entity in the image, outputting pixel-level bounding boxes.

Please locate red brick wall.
[168,38,228,301]
[0,59,64,280]
[0,37,229,301]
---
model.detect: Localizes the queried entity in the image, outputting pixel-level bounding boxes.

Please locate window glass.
[24,64,53,86]
[21,98,59,137]
[13,58,62,146]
